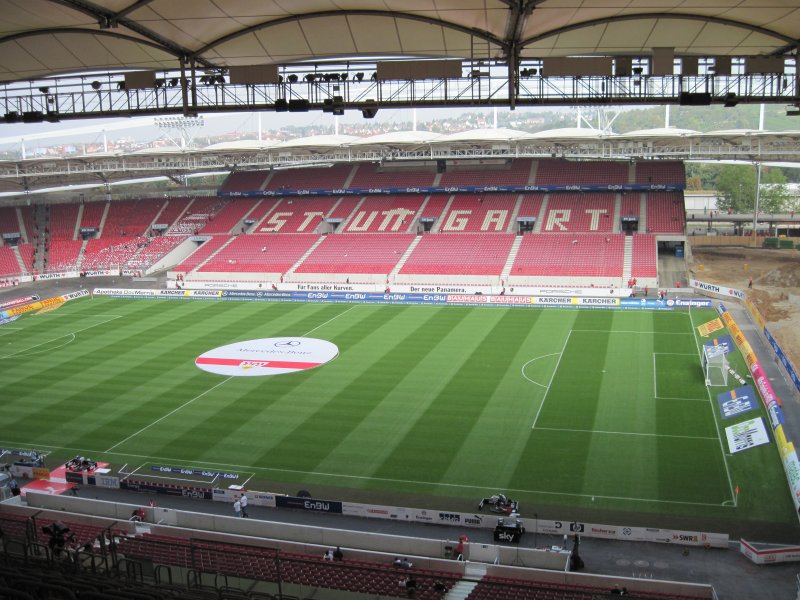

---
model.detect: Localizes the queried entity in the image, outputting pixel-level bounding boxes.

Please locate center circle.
[195,337,339,377]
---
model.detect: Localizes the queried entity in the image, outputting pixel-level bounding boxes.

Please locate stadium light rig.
[154,116,206,148]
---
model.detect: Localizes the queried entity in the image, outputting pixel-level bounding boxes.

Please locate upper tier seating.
[200,198,260,234]
[421,195,450,221]
[541,193,615,233]
[345,195,424,233]
[265,164,352,191]
[167,197,223,235]
[0,246,21,276]
[79,201,105,230]
[295,234,414,274]
[438,159,532,186]
[126,235,189,270]
[511,234,624,277]
[155,197,191,229]
[103,199,164,237]
[635,161,685,185]
[81,236,148,270]
[349,164,436,188]
[400,234,515,276]
[328,196,360,221]
[256,197,338,233]
[49,204,79,240]
[645,193,685,234]
[620,192,641,217]
[535,159,628,185]
[220,170,270,193]
[46,240,83,272]
[198,234,318,274]
[517,194,545,220]
[173,236,229,272]
[0,206,19,236]
[631,234,658,278]
[437,194,517,233]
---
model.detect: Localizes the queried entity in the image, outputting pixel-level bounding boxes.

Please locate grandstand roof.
[0,1,797,84]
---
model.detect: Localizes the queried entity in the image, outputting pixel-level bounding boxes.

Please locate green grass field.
[1,297,798,538]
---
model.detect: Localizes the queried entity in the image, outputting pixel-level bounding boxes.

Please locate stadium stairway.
[76,240,88,271]
[533,195,548,233]
[446,563,485,599]
[337,196,366,231]
[505,194,524,233]
[500,236,523,282]
[284,235,326,279]
[97,201,110,236]
[192,236,237,273]
[431,196,456,233]
[612,194,622,233]
[622,236,633,283]
[388,235,422,279]
[72,204,84,240]
[638,193,647,231]
[11,246,26,274]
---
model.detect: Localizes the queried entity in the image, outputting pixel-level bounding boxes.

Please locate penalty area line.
[531,330,572,430]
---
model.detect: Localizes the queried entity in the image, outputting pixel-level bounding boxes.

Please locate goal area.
[703,345,729,387]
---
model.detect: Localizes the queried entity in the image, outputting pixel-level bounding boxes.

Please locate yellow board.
[697,318,724,337]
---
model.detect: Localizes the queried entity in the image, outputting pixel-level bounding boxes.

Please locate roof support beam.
[43,0,215,68]
[109,0,154,26]
[501,1,543,110]
[521,12,797,50]
[193,10,504,59]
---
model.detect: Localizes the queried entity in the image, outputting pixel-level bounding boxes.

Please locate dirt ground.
[688,245,800,371]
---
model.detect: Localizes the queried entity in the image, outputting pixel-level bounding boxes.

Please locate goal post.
[703,345,728,387]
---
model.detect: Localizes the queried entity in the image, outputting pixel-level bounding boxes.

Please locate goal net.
[703,345,729,387]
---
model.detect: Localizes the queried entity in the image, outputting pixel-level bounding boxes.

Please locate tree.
[715,165,756,213]
[758,167,791,214]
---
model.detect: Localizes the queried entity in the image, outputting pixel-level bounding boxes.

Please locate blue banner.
[704,335,734,355]
[717,385,758,419]
[275,495,343,513]
[764,327,800,394]
[149,465,240,480]
[220,183,684,199]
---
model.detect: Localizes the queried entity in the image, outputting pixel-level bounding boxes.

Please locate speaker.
[437,160,446,173]
[679,92,711,106]
[288,99,310,112]
[274,99,288,112]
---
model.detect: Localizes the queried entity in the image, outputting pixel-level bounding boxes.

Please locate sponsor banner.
[275,495,343,513]
[740,539,800,564]
[576,297,619,306]
[703,335,733,355]
[84,269,118,277]
[0,295,39,310]
[187,290,222,297]
[220,182,684,198]
[150,464,241,480]
[94,288,157,297]
[691,279,746,300]
[35,271,78,281]
[61,289,90,301]
[768,404,786,430]
[95,476,120,489]
[764,328,800,395]
[0,316,20,326]
[725,417,770,454]
[534,520,727,547]
[745,297,767,331]
[782,449,800,512]
[697,318,724,337]
[158,289,189,297]
[717,386,757,419]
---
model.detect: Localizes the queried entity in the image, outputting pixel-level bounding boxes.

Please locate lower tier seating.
[295,234,414,274]
[511,234,624,278]
[198,234,319,273]
[400,234,515,276]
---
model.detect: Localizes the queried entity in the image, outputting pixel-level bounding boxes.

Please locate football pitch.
[1,296,798,536]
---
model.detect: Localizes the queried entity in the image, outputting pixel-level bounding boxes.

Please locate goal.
[703,345,729,387]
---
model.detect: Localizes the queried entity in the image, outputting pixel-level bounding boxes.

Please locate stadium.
[1,2,800,600]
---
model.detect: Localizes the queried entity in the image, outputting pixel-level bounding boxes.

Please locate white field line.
[104,304,359,453]
[655,396,709,402]
[653,352,658,398]
[572,329,694,335]
[0,438,731,509]
[533,426,719,441]
[531,330,572,429]
[520,352,561,388]
[688,307,737,506]
[104,377,234,452]
[0,315,123,360]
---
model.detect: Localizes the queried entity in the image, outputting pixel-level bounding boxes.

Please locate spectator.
[333,546,343,561]
[233,497,241,518]
[323,549,334,561]
[240,493,249,518]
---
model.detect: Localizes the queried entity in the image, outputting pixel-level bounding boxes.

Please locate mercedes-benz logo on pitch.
[195,337,338,377]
